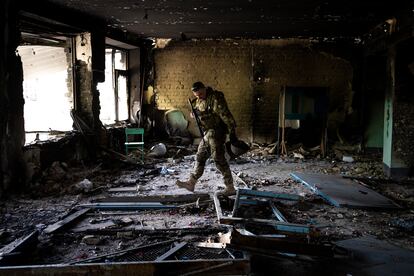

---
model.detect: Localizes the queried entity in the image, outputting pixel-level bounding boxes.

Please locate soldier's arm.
[214,92,236,132]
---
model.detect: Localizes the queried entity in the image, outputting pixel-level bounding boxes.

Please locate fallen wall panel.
[290,172,401,209]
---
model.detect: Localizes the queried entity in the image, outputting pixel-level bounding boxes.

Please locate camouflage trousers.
[191,129,233,186]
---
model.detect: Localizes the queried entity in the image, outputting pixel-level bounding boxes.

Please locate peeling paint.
[43,0,399,39]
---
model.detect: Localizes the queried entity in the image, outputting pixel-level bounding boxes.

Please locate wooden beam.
[93,194,210,203]
[44,208,90,234]
[79,203,176,210]
[0,231,39,264]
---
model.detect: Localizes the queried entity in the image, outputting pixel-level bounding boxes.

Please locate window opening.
[98,48,129,125]
[18,42,74,145]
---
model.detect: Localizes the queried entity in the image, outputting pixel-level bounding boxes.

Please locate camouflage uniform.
[190,87,236,188]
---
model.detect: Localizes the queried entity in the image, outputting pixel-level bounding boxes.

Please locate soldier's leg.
[192,135,210,180]
[176,132,210,192]
[210,136,235,195]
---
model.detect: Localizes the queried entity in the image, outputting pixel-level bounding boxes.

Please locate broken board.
[0,231,39,264]
[290,172,401,209]
[94,193,210,203]
[44,208,91,234]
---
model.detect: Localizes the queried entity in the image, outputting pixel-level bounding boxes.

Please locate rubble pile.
[1,140,413,275]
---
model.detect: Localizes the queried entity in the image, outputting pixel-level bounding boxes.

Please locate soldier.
[176,81,238,196]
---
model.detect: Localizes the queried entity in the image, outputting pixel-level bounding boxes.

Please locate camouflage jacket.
[191,87,236,133]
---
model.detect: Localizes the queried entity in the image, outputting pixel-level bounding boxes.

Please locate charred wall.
[153,39,353,143]
[0,0,27,196]
[394,38,414,169]
[363,55,386,149]
[75,32,104,133]
[0,13,106,196]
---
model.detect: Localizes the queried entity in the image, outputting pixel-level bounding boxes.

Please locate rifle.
[188,98,209,153]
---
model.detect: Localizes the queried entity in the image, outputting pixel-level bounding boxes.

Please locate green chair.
[124,128,144,160]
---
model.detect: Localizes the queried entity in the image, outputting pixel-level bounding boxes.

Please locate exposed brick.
[154,39,352,143]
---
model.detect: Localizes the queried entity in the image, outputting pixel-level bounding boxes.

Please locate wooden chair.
[124,128,144,160]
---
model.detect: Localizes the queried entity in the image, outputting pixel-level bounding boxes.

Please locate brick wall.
[154,39,353,143]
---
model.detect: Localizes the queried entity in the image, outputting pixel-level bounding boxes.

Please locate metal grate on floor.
[82,242,239,264]
[173,245,234,261]
[76,240,175,264]
[118,243,173,262]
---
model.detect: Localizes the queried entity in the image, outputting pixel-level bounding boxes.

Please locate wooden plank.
[0,231,39,264]
[94,194,211,203]
[107,187,137,192]
[79,202,176,210]
[74,226,228,236]
[44,208,90,234]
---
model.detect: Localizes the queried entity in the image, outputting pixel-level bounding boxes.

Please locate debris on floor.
[1,139,414,275]
[334,236,414,276]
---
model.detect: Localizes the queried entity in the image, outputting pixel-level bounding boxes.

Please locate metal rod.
[220,216,311,234]
[238,188,301,201]
[269,201,288,222]
[213,193,223,222]
[231,189,241,217]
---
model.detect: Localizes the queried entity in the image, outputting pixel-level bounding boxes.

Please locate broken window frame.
[99,47,130,125]
[114,69,129,121]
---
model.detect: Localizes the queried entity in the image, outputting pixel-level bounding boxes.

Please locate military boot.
[215,182,236,197]
[176,176,197,192]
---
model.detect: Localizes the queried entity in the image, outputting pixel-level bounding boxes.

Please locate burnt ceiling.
[29,0,412,39]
